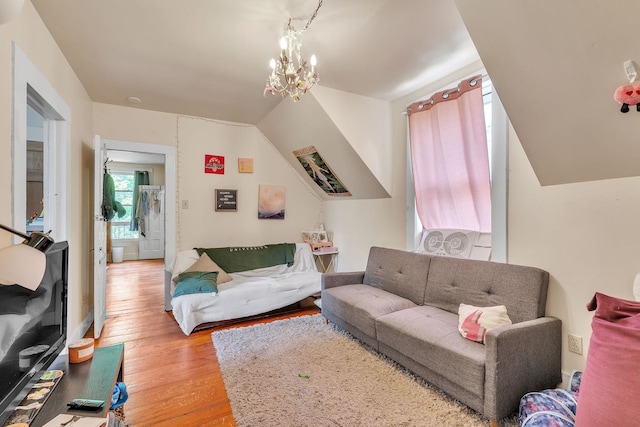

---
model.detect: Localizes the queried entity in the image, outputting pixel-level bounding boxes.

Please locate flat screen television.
[0,241,68,424]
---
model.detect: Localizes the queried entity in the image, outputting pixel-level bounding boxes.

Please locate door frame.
[98,138,176,310]
[12,42,72,331]
[12,42,70,243]
[93,136,107,338]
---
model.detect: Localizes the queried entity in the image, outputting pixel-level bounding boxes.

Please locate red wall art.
[205,154,225,174]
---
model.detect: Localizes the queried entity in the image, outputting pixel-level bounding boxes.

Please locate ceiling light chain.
[264,0,323,102]
[302,0,322,31]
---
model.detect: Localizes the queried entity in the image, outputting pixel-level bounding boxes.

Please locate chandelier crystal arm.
[264,0,322,101]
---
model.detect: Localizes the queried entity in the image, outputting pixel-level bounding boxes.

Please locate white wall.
[177,115,321,249]
[93,105,323,252]
[93,103,178,147]
[508,124,640,373]
[0,1,94,337]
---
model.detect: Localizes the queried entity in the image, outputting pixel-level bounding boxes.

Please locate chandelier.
[264,0,322,102]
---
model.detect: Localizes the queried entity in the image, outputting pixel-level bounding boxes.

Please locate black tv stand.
[28,343,124,426]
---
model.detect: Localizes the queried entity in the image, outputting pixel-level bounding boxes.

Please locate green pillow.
[173,271,219,297]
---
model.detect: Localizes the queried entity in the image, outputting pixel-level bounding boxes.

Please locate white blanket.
[171,243,321,335]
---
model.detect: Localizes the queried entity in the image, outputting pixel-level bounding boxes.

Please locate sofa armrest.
[321,271,365,290]
[484,316,562,421]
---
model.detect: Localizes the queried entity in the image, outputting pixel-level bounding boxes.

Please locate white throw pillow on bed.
[458,303,512,344]
[177,253,233,284]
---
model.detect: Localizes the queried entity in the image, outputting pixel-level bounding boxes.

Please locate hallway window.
[111,172,139,240]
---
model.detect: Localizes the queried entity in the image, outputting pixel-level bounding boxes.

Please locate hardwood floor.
[94,259,319,426]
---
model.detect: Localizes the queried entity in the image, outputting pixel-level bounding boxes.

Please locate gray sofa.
[321,246,561,426]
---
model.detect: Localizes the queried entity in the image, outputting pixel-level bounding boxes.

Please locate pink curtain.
[408,76,491,233]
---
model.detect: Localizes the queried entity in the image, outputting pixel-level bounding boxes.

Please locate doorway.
[94,137,176,337]
[105,152,166,262]
[12,43,70,243]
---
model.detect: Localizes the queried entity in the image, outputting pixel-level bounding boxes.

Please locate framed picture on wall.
[215,189,237,212]
[205,154,225,174]
[292,145,351,196]
[238,158,253,173]
[258,184,285,219]
[302,230,328,243]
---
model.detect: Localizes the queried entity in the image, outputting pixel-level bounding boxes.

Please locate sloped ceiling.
[455,0,640,186]
[257,91,390,200]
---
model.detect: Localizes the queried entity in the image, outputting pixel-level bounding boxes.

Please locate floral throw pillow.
[458,303,512,344]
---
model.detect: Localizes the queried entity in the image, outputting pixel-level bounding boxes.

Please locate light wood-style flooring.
[94,259,319,426]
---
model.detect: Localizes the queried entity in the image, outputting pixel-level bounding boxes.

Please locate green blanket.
[195,243,297,273]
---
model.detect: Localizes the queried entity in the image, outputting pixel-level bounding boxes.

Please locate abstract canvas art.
[258,184,285,219]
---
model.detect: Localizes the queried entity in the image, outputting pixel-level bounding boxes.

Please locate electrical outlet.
[568,333,583,355]
[181,200,189,209]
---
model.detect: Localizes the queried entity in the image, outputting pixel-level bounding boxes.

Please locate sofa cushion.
[423,257,549,323]
[362,247,431,305]
[322,284,417,340]
[182,253,233,284]
[376,305,486,398]
[173,271,219,297]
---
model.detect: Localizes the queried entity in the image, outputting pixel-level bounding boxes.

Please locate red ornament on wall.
[205,155,225,174]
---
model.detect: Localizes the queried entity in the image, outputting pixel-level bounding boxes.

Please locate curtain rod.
[401,73,489,115]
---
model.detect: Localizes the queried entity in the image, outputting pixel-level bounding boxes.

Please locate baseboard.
[66,311,94,349]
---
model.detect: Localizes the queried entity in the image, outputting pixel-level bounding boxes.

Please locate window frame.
[108,166,153,242]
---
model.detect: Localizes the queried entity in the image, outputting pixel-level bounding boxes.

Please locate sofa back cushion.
[363,247,431,305]
[423,257,549,323]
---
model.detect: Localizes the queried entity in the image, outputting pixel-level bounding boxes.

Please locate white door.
[138,185,165,260]
[93,136,108,339]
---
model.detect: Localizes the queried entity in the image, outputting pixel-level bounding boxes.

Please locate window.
[110,172,139,240]
[407,75,508,260]
[408,75,492,233]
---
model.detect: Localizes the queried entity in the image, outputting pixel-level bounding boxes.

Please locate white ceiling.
[32,0,479,125]
[34,1,640,187]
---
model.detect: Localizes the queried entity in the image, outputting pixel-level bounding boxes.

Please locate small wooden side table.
[29,343,124,426]
[313,250,339,273]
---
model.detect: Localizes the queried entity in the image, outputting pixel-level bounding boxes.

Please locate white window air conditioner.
[417,229,483,259]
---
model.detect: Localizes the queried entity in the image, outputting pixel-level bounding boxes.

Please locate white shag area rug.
[212,314,519,427]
